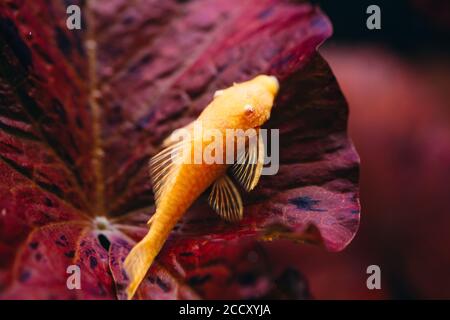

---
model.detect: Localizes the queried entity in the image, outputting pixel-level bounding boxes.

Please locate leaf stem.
[86,0,106,216]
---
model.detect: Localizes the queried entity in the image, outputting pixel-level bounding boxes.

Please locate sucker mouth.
[267,75,280,96]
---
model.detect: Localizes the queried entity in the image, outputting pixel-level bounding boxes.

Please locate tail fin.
[123,211,179,299]
[124,206,181,299]
[123,232,155,300]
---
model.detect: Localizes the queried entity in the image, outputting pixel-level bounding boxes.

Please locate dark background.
[266,0,450,299]
[314,0,450,54]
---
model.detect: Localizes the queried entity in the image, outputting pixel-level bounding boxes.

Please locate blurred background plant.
[265,0,450,299]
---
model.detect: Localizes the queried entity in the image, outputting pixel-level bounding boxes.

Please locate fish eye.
[244,104,255,115]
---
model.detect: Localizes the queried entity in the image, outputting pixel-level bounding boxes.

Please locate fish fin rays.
[208,175,243,222]
[231,129,264,191]
[149,140,186,207]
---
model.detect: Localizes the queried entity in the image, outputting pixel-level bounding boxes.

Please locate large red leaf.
[0,0,359,299]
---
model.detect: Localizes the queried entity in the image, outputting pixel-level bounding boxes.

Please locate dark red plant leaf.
[0,0,359,299]
[299,47,450,299]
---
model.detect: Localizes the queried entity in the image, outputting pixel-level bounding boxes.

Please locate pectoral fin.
[149,139,186,208]
[208,175,243,222]
[231,128,264,191]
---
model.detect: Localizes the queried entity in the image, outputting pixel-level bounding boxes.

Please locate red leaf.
[0,0,359,299]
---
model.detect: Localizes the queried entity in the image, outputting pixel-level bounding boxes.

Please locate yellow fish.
[124,75,279,299]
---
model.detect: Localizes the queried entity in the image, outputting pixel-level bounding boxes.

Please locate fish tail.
[123,232,155,300]
[124,209,180,299]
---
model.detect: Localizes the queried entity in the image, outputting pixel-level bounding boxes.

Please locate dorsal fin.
[208,175,243,222]
[231,129,264,191]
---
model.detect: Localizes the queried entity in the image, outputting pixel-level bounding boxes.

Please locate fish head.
[211,75,279,129]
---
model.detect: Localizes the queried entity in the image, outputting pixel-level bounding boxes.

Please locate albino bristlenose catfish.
[124,75,280,299]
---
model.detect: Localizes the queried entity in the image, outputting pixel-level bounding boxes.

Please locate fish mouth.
[269,75,279,92]
[266,75,279,96]
[253,75,279,96]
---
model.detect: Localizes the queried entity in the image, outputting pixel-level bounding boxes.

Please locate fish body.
[124,75,279,299]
